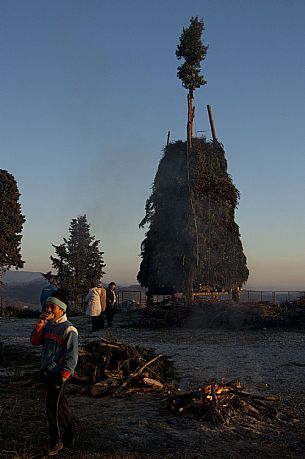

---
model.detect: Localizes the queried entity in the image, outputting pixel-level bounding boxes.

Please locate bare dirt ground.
[1,307,305,459]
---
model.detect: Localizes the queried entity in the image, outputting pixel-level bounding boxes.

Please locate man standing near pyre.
[105,281,117,327]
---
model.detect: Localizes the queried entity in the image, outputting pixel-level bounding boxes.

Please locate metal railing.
[116,290,305,307]
[0,291,304,316]
[117,290,146,309]
[240,290,305,304]
[192,290,305,304]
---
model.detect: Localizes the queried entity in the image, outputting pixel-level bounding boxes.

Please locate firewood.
[105,369,124,380]
[90,378,114,397]
[143,377,164,390]
[114,354,164,394]
[75,338,176,396]
[168,378,284,426]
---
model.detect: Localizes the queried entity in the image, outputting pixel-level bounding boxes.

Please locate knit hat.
[47,289,69,312]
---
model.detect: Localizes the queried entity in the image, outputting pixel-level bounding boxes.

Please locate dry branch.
[114,353,164,394]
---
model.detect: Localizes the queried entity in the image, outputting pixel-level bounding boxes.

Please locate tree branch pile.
[168,378,286,427]
[71,338,177,396]
[138,300,191,328]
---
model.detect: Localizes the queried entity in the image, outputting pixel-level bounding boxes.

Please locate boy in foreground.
[31,289,78,456]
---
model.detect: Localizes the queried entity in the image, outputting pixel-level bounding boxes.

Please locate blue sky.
[1,0,304,289]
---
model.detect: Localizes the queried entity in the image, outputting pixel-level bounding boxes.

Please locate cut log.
[90,378,114,397]
[116,353,164,393]
[143,377,164,390]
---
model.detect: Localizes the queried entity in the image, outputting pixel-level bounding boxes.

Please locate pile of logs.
[70,338,177,397]
[139,300,191,328]
[168,378,282,426]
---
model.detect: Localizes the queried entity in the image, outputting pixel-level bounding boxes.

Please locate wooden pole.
[207,104,217,141]
[187,92,194,151]
[166,130,170,147]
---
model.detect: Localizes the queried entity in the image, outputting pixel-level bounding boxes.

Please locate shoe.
[47,440,63,456]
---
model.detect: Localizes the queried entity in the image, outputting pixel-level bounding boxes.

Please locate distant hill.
[1,278,47,308]
[2,271,43,285]
[0,271,144,308]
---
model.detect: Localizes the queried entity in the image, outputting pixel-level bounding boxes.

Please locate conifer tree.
[51,215,105,309]
[176,16,208,148]
[0,170,25,282]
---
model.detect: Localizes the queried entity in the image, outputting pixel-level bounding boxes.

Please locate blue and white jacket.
[31,314,78,380]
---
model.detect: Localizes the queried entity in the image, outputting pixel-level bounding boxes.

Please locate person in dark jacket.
[105,282,117,327]
[40,276,57,313]
[31,289,78,456]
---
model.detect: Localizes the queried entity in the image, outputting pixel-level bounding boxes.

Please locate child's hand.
[37,312,54,324]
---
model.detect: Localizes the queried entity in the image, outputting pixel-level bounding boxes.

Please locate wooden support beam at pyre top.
[207,104,217,142]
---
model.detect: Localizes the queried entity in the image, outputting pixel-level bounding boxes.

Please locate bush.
[1,305,39,318]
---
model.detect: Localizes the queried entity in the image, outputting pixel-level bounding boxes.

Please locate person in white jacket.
[85,280,106,332]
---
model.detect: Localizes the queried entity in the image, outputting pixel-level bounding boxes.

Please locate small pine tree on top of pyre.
[176,16,208,149]
[137,18,249,298]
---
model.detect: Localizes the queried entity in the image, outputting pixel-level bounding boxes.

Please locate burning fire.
[169,378,279,426]
[204,378,242,400]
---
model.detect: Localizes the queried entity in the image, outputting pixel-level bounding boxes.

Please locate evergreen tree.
[176,16,208,148]
[0,170,25,282]
[51,215,105,309]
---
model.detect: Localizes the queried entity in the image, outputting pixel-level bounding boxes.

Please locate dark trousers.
[91,314,104,332]
[105,304,116,326]
[45,376,74,447]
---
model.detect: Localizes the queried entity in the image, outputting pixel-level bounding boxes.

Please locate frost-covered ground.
[1,312,305,458]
